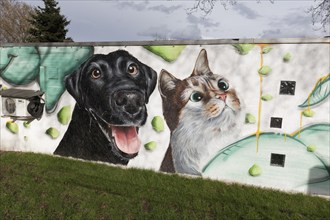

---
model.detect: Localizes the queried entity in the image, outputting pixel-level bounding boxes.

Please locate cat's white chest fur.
[170,107,241,176]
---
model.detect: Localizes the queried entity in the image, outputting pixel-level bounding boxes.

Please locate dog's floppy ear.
[65,65,84,106]
[142,64,157,103]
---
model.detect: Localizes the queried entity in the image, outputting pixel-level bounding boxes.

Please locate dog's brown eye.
[91,69,101,79]
[127,64,138,76]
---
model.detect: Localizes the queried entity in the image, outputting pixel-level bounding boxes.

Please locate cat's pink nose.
[217,93,227,101]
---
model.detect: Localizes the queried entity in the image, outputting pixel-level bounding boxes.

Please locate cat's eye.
[190,91,203,102]
[127,63,138,76]
[218,79,229,91]
[91,69,101,79]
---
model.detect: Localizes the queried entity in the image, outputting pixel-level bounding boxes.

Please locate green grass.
[1,152,329,219]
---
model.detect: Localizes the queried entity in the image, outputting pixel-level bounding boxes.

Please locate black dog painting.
[54,50,157,165]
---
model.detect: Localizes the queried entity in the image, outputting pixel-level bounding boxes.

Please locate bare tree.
[308,0,330,31]
[187,0,235,16]
[0,0,35,43]
[187,0,329,32]
[186,0,274,16]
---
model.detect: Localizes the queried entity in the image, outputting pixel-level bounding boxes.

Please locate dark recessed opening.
[270,117,283,128]
[270,153,286,167]
[280,81,296,95]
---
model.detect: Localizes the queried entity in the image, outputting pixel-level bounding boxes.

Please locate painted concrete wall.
[1,40,329,196]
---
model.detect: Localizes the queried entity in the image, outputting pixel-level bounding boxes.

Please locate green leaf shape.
[232,44,255,55]
[0,47,40,85]
[203,132,329,191]
[144,141,157,151]
[261,94,273,101]
[298,75,330,108]
[57,105,72,125]
[45,127,60,139]
[294,123,330,166]
[6,121,19,134]
[258,66,272,76]
[151,116,165,132]
[307,145,317,152]
[23,121,31,128]
[283,53,292,62]
[38,47,94,112]
[245,113,256,124]
[249,164,262,177]
[302,109,315,117]
[0,46,94,113]
[143,45,186,62]
[262,47,272,54]
[24,136,28,141]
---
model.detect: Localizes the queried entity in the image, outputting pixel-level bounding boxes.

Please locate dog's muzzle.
[91,90,147,159]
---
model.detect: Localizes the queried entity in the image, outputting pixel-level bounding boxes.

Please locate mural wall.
[1,40,329,196]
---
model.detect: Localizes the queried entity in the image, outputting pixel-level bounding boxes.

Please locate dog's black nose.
[114,91,144,116]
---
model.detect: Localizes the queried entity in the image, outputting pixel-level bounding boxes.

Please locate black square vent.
[270,117,283,128]
[280,81,296,95]
[270,153,286,167]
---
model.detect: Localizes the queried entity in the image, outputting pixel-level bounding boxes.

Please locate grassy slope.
[0,152,329,219]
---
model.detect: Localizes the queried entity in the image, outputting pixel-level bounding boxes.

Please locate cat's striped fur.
[159,49,241,175]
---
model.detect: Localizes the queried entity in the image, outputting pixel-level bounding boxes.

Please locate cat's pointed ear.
[159,69,180,97]
[191,49,212,76]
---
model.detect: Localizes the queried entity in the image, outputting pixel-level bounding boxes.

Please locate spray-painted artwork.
[1,40,329,196]
[159,49,241,175]
[54,50,157,165]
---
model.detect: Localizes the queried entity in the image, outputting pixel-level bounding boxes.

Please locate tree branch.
[187,0,329,33]
[307,0,330,31]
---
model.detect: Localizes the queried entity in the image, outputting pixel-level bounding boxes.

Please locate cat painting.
[158,49,241,176]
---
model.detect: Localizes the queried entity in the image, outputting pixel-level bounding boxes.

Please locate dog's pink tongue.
[112,126,141,154]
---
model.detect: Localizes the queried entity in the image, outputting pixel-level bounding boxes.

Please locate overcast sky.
[20,0,330,42]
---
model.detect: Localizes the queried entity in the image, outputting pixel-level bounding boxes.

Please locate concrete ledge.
[1,37,329,47]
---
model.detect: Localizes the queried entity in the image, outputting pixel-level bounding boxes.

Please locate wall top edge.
[0,38,329,47]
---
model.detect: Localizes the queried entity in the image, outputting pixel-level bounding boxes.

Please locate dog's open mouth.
[110,126,141,157]
[89,109,143,160]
